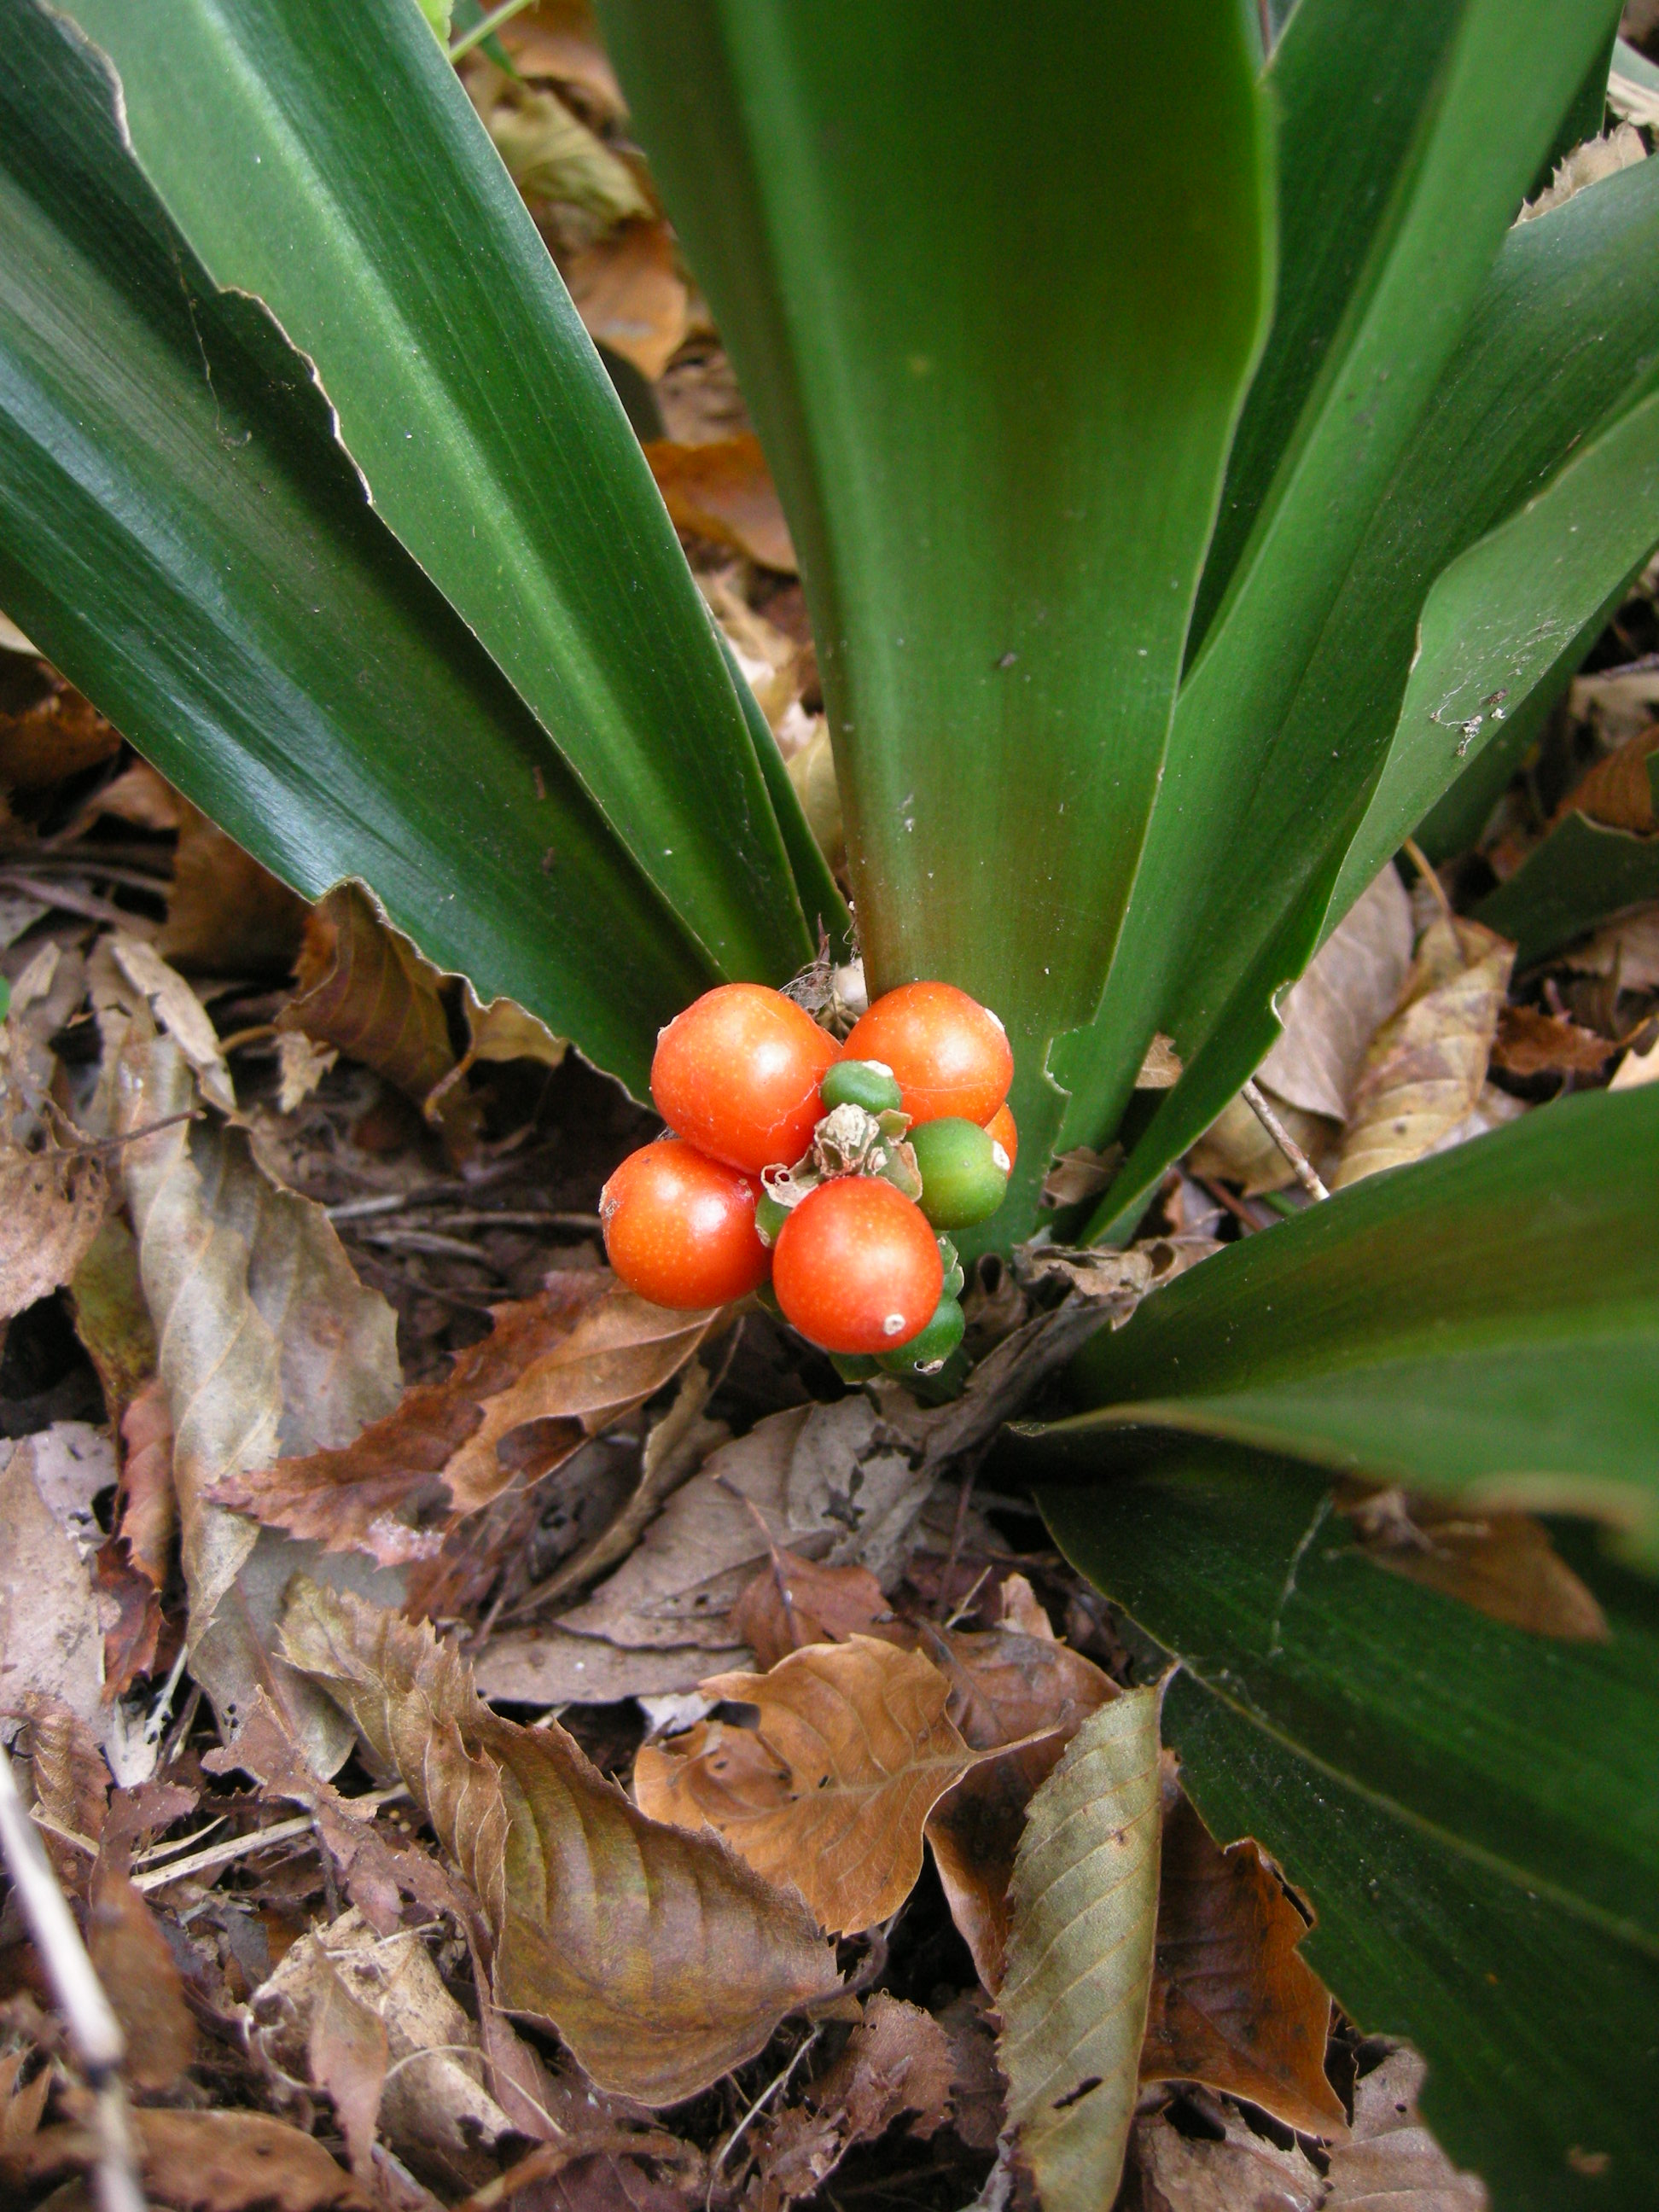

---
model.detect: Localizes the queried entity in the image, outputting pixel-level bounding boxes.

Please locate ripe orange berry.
[841,982,1012,1126]
[985,1103,1018,1171]
[772,1177,942,1354]
[600,1138,769,1309]
[652,983,838,1174]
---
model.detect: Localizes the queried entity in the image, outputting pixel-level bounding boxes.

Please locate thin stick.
[1240,1079,1329,1202]
[448,0,536,61]
[0,1744,148,2212]
[1402,836,1454,923]
[708,2028,821,2199]
[132,1785,408,1893]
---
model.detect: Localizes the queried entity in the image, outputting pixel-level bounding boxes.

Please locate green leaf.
[1057,0,1625,1179]
[0,1,711,1098]
[595,0,1272,1243]
[999,1687,1161,2212]
[58,0,815,985]
[1037,1450,1659,2211]
[1474,811,1659,968]
[1040,1088,1659,1563]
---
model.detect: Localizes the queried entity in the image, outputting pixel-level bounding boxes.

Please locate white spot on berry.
[882,1313,908,1337]
[867,1060,894,1078]
[991,1143,1010,1173]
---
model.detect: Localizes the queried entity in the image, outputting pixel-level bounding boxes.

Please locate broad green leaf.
[1056,0,1624,1170]
[1046,1088,1659,1562]
[0,0,713,1099]
[999,1687,1161,2212]
[596,0,1272,1243]
[59,0,815,984]
[1038,1451,1659,2212]
[1475,810,1659,968]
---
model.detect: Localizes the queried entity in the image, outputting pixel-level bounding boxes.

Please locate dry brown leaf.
[785,722,845,874]
[1563,902,1659,991]
[0,674,119,788]
[118,1033,405,1769]
[636,1638,976,1936]
[1333,916,1515,1190]
[279,1578,841,2104]
[24,1696,108,1889]
[0,1140,108,1321]
[1260,866,1415,1121]
[729,1549,896,1670]
[1140,1791,1344,2135]
[1129,2102,1324,2212]
[1557,719,1659,835]
[1491,1003,1616,1076]
[645,434,796,573]
[110,934,237,1115]
[474,1630,748,1708]
[1324,2047,1488,2209]
[278,883,460,1121]
[470,67,650,230]
[562,219,688,381]
[69,1215,157,1429]
[1338,1483,1608,1640]
[459,983,567,1072]
[748,1994,953,2212]
[0,1435,104,1732]
[1040,1144,1121,1206]
[256,1910,514,2194]
[276,1030,338,1114]
[96,1377,176,1695]
[86,1863,195,2089]
[216,1274,713,1568]
[156,801,309,974]
[10,2106,374,2211]
[306,1947,390,2186]
[0,2051,51,2158]
[496,0,626,119]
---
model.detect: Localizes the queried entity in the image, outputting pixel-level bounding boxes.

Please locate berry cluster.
[600,981,1016,1377]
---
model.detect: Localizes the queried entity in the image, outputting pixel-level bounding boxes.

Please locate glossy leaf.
[1039,1449,1659,2210]
[1040,1088,1659,1563]
[597,0,1272,1239]
[67,0,815,983]
[0,0,713,1099]
[1475,811,1659,966]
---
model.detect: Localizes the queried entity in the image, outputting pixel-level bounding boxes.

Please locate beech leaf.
[277,882,459,1121]
[1491,1004,1616,1077]
[999,1685,1161,2212]
[1324,2047,1487,2210]
[277,1576,841,2104]
[633,1637,979,1936]
[1140,1790,1345,2136]
[729,1548,897,1670]
[215,1273,716,1566]
[644,434,797,573]
[96,1377,176,1695]
[86,1863,196,2091]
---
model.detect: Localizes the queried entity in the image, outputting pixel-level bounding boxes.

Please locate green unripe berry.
[819,1058,904,1116]
[754,1190,791,1247]
[910,1116,1009,1230]
[830,1350,879,1383]
[878,1294,965,1376]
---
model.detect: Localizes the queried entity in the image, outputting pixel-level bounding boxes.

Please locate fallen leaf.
[0,2051,51,2158]
[1490,1003,1616,1076]
[748,1994,953,2211]
[68,1215,157,1428]
[471,71,651,230]
[0,1435,104,1732]
[1189,1089,1335,1196]
[1259,866,1415,1121]
[458,983,567,1074]
[0,673,119,788]
[23,1695,108,1888]
[562,219,688,381]
[1333,917,1515,1189]
[494,0,626,119]
[0,1139,107,1322]
[999,1685,1161,2212]
[11,2106,374,2211]
[1557,719,1659,835]
[784,721,845,873]
[306,1947,389,2185]
[216,1274,713,1568]
[276,1030,338,1114]
[1129,2102,1324,2212]
[118,1033,405,1768]
[1324,2046,1488,2209]
[645,435,796,573]
[1338,1484,1608,1640]
[1041,1144,1122,1207]
[156,802,309,974]
[474,1631,749,1707]
[636,1638,978,1936]
[1611,1032,1659,1089]
[1140,1791,1344,2135]
[278,1578,841,2104]
[86,1863,195,2090]
[96,1378,176,1694]
[111,934,236,1116]
[729,1549,895,1670]
[934,1991,1004,2151]
[1137,1033,1185,1090]
[1563,903,1659,991]
[256,1910,514,2194]
[702,570,805,733]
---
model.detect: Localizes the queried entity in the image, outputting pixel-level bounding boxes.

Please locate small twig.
[942,1563,992,1632]
[1239,1079,1329,1202]
[448,0,537,61]
[55,1109,198,1159]
[0,869,145,928]
[708,2029,821,2201]
[0,1744,148,2212]
[1196,1173,1264,1234]
[1402,836,1454,923]
[131,1785,408,1893]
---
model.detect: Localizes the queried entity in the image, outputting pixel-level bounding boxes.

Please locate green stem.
[448,0,535,63]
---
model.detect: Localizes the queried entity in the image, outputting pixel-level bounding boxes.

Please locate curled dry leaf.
[635,1638,978,1937]
[1333,916,1515,1190]
[217,1274,715,1569]
[1141,1790,1344,2136]
[86,1862,196,2090]
[118,1033,404,1768]
[277,883,462,1127]
[1490,1003,1616,1077]
[96,1377,176,1695]
[999,1685,1161,2212]
[110,934,237,1117]
[1260,866,1415,1121]
[748,1994,953,2212]
[1189,1087,1335,1196]
[1337,1483,1608,1641]
[1556,720,1659,835]
[277,1577,841,2104]
[645,434,797,573]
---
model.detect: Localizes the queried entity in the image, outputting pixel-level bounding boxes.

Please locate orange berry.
[600,1138,768,1309]
[771,1178,942,1354]
[841,981,1012,1126]
[652,983,838,1174]
[985,1103,1018,1171]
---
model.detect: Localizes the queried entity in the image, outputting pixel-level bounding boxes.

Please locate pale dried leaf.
[474,1631,748,1707]
[118,1034,404,1767]
[1140,1792,1344,2134]
[25,1696,108,1888]
[785,722,844,872]
[0,1436,104,1732]
[305,1947,390,2184]
[1611,1032,1659,1089]
[276,1031,338,1115]
[472,72,650,227]
[1338,1485,1607,1640]
[703,571,805,731]
[748,1994,952,2211]
[1324,2047,1488,2210]
[1130,2104,1324,2212]
[1520,123,1646,221]
[1334,917,1515,1190]
[1261,868,1414,1120]
[13,2106,375,2210]
[111,935,236,1115]
[1190,1086,1336,1196]
[87,1864,195,2089]
[461,986,567,1069]
[1137,1033,1184,1089]
[1040,1144,1121,1206]
[648,435,797,573]
[17,1419,112,1563]
[1000,1686,1161,2212]
[278,1578,841,2104]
